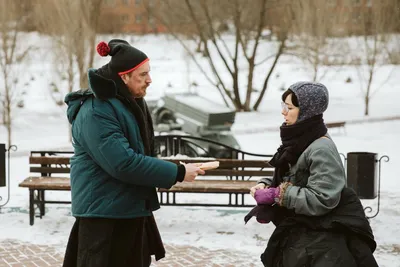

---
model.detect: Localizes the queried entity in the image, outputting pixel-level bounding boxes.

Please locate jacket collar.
[87,68,118,100]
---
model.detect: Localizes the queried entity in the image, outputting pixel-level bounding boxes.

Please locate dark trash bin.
[346,152,377,199]
[1,144,5,187]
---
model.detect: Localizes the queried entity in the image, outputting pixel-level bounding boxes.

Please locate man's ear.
[120,73,129,84]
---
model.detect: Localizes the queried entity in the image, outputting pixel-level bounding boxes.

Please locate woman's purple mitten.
[254,187,280,205]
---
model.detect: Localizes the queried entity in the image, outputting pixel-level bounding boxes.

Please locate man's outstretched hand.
[182,163,205,182]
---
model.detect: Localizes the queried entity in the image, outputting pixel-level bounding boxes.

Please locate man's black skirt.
[62,215,165,267]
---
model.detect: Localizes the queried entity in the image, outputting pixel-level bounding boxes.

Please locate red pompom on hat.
[96,41,110,57]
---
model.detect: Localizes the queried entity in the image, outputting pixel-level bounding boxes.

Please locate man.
[63,39,204,267]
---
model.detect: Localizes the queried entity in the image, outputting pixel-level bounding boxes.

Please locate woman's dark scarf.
[269,114,327,187]
[96,64,155,156]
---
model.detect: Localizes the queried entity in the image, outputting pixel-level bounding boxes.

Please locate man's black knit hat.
[96,39,148,75]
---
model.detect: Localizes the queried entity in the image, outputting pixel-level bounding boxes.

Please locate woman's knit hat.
[96,39,148,75]
[288,81,329,122]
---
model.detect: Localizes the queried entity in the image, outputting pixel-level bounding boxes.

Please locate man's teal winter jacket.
[64,69,178,218]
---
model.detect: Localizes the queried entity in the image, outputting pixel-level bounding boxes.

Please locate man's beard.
[135,85,148,98]
[142,85,148,95]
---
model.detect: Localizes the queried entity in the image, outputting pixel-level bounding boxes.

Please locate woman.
[248,82,378,267]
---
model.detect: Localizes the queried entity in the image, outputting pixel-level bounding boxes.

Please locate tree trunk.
[364,67,374,116]
[6,116,11,146]
[77,41,87,89]
[88,32,97,69]
[243,60,255,111]
[2,103,5,125]
[5,89,11,146]
[3,67,12,145]
[79,67,87,89]
[196,39,202,53]
[312,65,318,82]
[68,123,72,143]
[67,52,74,142]
[85,0,102,69]
[232,71,242,110]
[68,54,74,93]
[253,38,286,111]
[364,95,369,116]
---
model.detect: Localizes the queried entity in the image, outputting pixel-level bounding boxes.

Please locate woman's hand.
[254,187,280,205]
[250,183,267,197]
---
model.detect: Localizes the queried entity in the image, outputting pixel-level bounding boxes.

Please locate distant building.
[100,0,166,34]
[327,0,375,35]
[102,0,391,36]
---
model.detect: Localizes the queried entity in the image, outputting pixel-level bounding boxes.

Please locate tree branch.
[249,0,267,61]
[232,0,242,108]
[255,54,278,66]
[153,3,233,107]
[187,0,234,77]
[184,0,233,106]
[199,0,234,60]
[370,66,394,99]
[253,37,286,111]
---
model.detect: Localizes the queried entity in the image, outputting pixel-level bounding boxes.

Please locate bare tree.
[33,0,103,141]
[352,2,396,116]
[34,0,103,92]
[288,0,349,82]
[151,0,294,111]
[0,0,31,146]
[383,0,400,64]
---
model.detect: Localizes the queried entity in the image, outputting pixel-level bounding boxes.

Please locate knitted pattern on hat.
[96,39,148,75]
[288,81,329,122]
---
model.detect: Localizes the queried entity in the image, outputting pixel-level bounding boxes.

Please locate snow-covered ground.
[0,33,399,266]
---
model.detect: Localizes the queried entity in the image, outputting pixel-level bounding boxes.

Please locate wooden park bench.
[158,158,273,207]
[18,135,273,225]
[18,151,73,226]
[153,135,274,206]
[326,121,346,134]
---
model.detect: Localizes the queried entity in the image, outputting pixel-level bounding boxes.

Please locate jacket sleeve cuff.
[278,182,292,206]
[175,164,186,183]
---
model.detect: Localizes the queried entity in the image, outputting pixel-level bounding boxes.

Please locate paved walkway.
[0,240,258,267]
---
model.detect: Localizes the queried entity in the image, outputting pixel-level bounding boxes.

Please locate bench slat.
[19,177,71,190]
[326,122,345,128]
[158,180,257,193]
[20,177,257,193]
[30,157,71,165]
[29,157,273,168]
[30,167,71,174]
[29,167,271,177]
[28,157,273,168]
